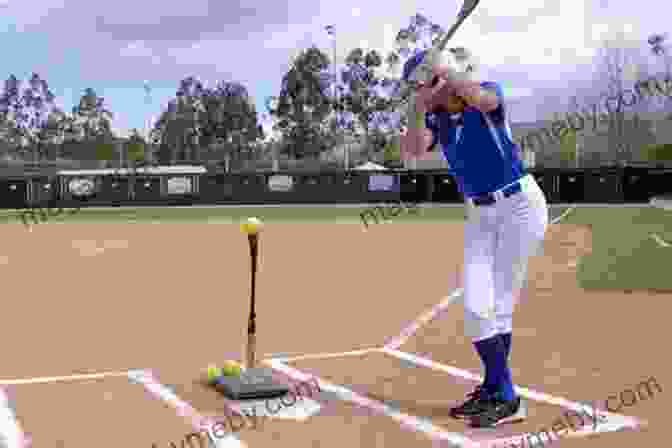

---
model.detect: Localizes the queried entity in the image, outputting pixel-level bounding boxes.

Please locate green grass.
[0,205,468,224]
[561,207,672,291]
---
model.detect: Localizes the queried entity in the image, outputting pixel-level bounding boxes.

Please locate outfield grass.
[561,207,672,291]
[2,204,669,291]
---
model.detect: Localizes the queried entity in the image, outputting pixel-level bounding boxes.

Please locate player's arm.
[433,67,499,113]
[400,91,436,159]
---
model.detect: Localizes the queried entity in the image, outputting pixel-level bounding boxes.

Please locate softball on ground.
[240,217,263,235]
[221,360,243,376]
[206,364,222,382]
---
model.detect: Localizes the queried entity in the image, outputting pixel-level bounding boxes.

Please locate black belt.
[470,181,522,206]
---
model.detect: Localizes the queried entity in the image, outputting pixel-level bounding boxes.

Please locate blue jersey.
[425,81,526,197]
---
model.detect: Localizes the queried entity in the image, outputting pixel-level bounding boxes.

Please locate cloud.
[0,0,600,85]
[119,41,157,59]
[0,0,667,134]
[8,0,307,43]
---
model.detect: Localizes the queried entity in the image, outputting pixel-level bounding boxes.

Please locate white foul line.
[384,289,464,351]
[550,205,576,225]
[650,234,671,248]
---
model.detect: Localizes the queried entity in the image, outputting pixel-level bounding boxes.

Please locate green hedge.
[642,143,672,162]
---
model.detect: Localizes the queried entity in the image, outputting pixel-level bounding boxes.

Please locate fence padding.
[7,167,672,207]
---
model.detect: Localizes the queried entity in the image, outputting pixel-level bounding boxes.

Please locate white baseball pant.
[462,174,548,341]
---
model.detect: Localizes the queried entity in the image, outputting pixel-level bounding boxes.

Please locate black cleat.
[468,395,526,428]
[449,385,494,419]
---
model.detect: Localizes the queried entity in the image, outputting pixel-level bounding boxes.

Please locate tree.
[383,134,401,164]
[648,33,671,78]
[646,32,672,118]
[0,73,59,162]
[385,13,446,72]
[271,46,335,159]
[95,140,115,163]
[53,88,115,163]
[325,12,444,164]
[642,142,672,162]
[382,13,446,113]
[558,125,578,167]
[126,129,146,163]
[151,99,196,164]
[324,13,444,164]
[171,76,205,162]
[199,81,263,167]
[337,47,400,158]
[591,36,650,164]
[151,76,262,165]
[40,107,70,159]
[72,88,114,141]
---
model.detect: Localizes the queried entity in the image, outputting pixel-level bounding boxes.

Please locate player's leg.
[494,175,548,341]
[470,176,548,428]
[450,203,500,419]
[495,176,548,370]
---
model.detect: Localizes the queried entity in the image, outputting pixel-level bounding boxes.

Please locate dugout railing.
[0,166,670,209]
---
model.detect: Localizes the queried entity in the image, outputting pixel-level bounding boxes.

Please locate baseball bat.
[246,233,258,369]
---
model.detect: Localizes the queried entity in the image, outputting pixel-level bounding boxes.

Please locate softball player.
[400,47,548,428]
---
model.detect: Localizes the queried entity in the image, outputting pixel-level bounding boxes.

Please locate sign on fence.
[268,175,294,192]
[167,177,192,195]
[68,178,96,197]
[368,174,398,192]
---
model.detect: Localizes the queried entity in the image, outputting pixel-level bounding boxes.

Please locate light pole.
[326,24,347,170]
[142,81,153,165]
[266,97,280,172]
[326,25,336,106]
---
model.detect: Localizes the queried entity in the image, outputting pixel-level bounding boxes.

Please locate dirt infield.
[0,221,669,448]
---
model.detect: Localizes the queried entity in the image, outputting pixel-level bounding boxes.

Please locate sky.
[0,0,668,138]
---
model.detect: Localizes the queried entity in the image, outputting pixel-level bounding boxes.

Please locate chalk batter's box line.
[126,369,247,448]
[266,347,645,447]
[0,386,30,448]
[477,418,641,448]
[265,358,479,448]
[266,347,381,363]
[380,348,647,445]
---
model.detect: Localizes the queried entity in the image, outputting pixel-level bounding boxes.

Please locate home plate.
[229,397,322,421]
